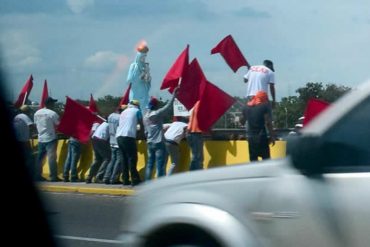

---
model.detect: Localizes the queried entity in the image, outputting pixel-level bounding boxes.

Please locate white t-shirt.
[34,108,60,143]
[116,105,142,138]
[164,121,188,144]
[13,113,33,142]
[92,121,109,141]
[244,65,275,97]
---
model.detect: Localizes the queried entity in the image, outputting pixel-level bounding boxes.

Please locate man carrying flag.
[244,60,276,108]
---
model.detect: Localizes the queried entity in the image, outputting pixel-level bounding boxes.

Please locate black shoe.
[85,178,92,184]
[104,179,110,185]
[51,177,62,182]
[36,177,47,182]
[123,181,131,186]
[131,180,141,187]
[71,178,79,182]
[63,178,70,182]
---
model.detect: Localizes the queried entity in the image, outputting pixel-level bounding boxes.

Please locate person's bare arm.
[264,113,276,146]
[269,83,276,108]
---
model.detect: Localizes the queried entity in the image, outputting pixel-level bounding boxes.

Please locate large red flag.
[174,58,205,110]
[303,98,330,126]
[14,74,33,108]
[197,80,236,132]
[88,94,99,113]
[160,45,189,90]
[39,79,49,109]
[211,35,250,72]
[118,83,131,107]
[58,97,101,143]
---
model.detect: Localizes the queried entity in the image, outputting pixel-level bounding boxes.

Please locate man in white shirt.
[34,97,60,181]
[116,100,143,186]
[13,104,34,174]
[86,121,111,183]
[163,117,188,175]
[244,59,276,107]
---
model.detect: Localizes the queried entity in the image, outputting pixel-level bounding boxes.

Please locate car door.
[254,95,370,247]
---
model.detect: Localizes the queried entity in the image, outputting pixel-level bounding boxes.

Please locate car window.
[321,95,370,171]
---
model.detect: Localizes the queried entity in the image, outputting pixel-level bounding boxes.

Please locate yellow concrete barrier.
[33,139,286,180]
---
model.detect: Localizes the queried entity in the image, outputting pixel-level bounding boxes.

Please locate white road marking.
[55,235,122,244]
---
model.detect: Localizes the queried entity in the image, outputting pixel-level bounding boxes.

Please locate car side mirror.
[287,135,366,175]
[286,135,326,175]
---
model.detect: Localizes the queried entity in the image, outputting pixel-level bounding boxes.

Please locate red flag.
[58,97,101,143]
[88,94,99,113]
[160,45,189,90]
[197,80,236,132]
[174,58,205,110]
[118,83,131,107]
[303,98,330,126]
[14,74,33,108]
[39,80,49,109]
[211,35,250,72]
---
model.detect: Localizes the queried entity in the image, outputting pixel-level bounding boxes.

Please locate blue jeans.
[187,133,204,171]
[165,141,180,175]
[36,139,58,180]
[104,147,124,183]
[87,138,111,182]
[145,142,167,180]
[63,139,81,180]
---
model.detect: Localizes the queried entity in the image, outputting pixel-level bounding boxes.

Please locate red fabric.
[118,83,131,106]
[197,80,236,132]
[160,45,189,90]
[211,35,250,72]
[39,80,49,109]
[14,74,33,108]
[303,98,330,126]
[57,97,101,143]
[173,58,205,110]
[88,94,99,113]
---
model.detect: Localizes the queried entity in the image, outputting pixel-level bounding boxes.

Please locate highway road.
[40,192,129,247]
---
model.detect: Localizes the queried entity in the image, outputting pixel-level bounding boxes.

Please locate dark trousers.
[248,135,270,161]
[117,136,141,185]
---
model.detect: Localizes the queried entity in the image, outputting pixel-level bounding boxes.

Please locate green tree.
[274,82,351,128]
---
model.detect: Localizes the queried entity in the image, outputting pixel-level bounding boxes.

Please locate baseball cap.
[45,97,57,104]
[130,100,140,106]
[263,60,274,72]
[20,105,30,112]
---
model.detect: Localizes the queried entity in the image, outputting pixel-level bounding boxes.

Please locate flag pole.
[22,91,28,106]
[96,114,106,122]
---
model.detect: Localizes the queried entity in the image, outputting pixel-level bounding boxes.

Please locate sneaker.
[131,180,141,187]
[36,176,47,182]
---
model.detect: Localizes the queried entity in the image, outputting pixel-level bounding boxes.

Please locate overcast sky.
[1,0,370,104]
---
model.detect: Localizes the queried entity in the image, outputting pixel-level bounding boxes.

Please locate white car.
[119,80,370,247]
